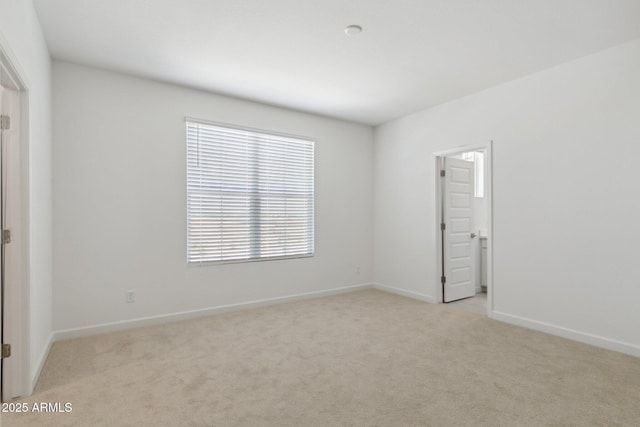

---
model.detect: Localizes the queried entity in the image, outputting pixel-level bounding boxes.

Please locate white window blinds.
[186,120,315,264]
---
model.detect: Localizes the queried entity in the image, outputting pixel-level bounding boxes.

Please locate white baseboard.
[30,331,55,395]
[54,284,374,341]
[372,283,435,303]
[490,310,640,358]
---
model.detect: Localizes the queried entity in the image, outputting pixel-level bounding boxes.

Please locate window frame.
[185,118,315,265]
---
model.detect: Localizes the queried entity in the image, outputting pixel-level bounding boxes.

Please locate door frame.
[1,39,31,399]
[434,142,493,314]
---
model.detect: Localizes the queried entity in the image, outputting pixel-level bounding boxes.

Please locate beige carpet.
[3,289,640,426]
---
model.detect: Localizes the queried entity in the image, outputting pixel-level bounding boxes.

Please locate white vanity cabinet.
[480,237,488,290]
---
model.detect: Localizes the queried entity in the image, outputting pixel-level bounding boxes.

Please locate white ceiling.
[34,0,640,125]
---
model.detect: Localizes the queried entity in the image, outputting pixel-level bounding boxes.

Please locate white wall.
[374,39,640,355]
[0,0,53,391]
[52,62,373,332]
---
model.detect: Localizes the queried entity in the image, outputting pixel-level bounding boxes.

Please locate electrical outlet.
[356,266,361,275]
[126,290,135,303]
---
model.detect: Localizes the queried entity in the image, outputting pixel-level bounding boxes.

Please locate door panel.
[450,218,470,233]
[451,242,470,259]
[443,157,476,302]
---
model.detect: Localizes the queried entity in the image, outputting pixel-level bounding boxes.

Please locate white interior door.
[1,84,22,400]
[0,83,3,401]
[443,157,476,302]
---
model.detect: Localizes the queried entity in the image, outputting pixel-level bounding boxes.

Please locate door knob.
[470,233,477,238]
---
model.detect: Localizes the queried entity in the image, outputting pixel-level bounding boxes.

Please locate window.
[186,120,315,264]
[461,151,485,198]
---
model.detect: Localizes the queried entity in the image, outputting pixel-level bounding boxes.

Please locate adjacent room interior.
[1,0,640,425]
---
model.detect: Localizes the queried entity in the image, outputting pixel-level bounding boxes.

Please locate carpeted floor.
[3,289,640,426]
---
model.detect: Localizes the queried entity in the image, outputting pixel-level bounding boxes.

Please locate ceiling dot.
[344,25,363,36]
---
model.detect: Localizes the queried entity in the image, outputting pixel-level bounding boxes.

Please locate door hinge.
[0,115,10,130]
[440,170,445,177]
[2,344,10,359]
[1,229,10,244]
[441,276,446,285]
[440,223,446,231]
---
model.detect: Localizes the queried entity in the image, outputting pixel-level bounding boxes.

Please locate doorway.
[434,143,493,315]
